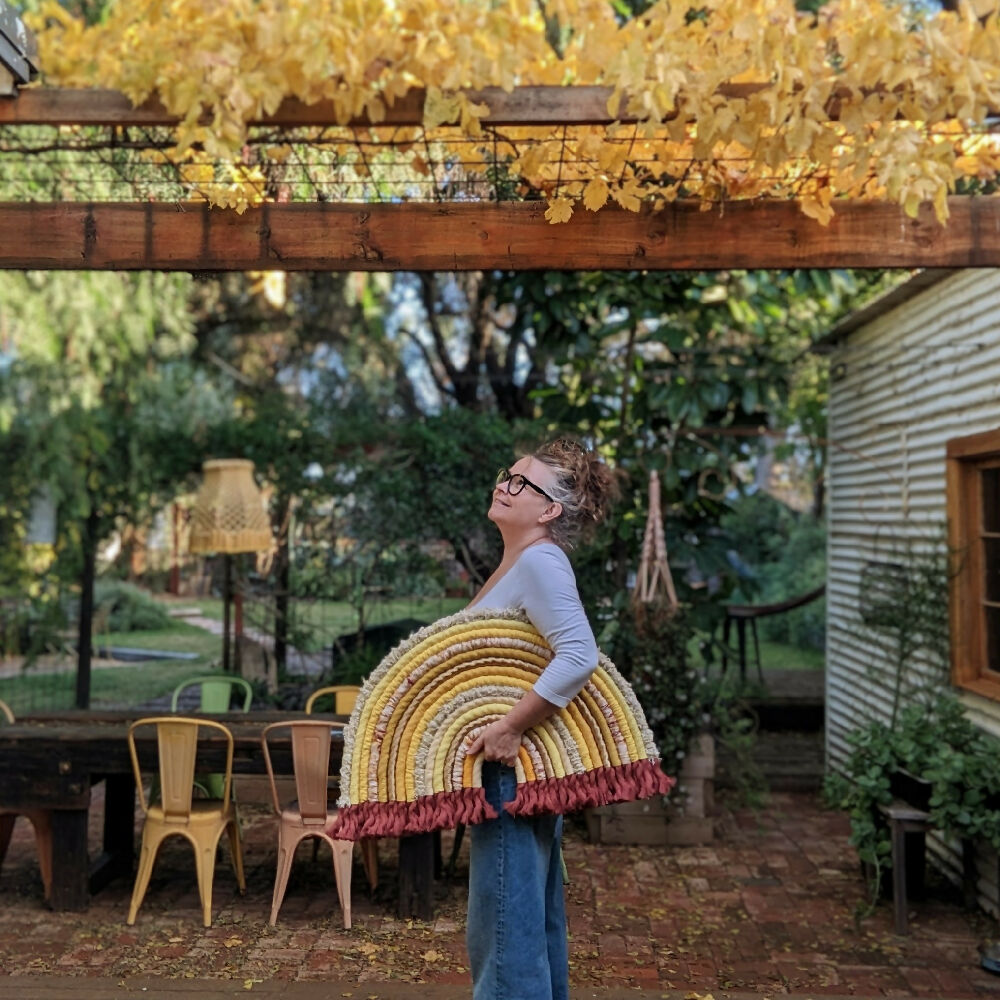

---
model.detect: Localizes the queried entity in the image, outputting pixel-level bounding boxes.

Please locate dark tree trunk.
[75,507,100,709]
[273,495,291,675]
[811,470,825,521]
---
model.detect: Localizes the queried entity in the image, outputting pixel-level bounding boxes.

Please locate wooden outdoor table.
[0,710,446,919]
[0,709,343,912]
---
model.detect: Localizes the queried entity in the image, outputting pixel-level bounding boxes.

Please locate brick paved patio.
[2,789,999,997]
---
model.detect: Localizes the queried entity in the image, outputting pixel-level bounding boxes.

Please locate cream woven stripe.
[383,658,543,800]
[341,612,545,797]
[354,636,549,802]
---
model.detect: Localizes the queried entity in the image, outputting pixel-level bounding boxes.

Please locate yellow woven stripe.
[355,637,549,802]
[398,666,539,799]
[533,722,567,779]
[574,683,621,767]
[348,617,549,801]
[590,667,643,761]
[586,679,631,763]
[408,673,535,798]
[525,728,554,779]
[424,692,514,795]
[568,694,610,767]
[426,698,514,795]
[426,700,498,796]
[379,653,540,800]
[546,718,580,775]
[555,703,597,771]
[564,699,603,769]
[516,744,534,781]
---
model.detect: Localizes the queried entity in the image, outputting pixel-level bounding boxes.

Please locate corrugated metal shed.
[826,268,1000,909]
[0,1,39,96]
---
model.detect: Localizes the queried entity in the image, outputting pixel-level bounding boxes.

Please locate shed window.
[947,429,1000,699]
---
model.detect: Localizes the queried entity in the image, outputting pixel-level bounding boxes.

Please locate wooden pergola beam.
[3,198,998,271]
[0,84,749,127]
[2,82,966,128]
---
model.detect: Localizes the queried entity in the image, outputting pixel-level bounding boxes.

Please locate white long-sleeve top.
[468,542,598,707]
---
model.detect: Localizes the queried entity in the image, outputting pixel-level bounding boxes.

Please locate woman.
[464,437,619,1000]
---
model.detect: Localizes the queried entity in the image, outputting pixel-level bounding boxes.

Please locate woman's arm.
[466,546,597,765]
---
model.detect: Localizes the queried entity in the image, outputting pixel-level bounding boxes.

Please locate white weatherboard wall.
[826,269,1000,907]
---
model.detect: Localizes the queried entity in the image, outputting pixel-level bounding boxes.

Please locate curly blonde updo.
[530,438,621,550]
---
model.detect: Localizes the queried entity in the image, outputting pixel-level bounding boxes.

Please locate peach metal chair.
[261,719,360,927]
[304,684,360,716]
[304,685,377,889]
[0,699,52,900]
[126,716,246,927]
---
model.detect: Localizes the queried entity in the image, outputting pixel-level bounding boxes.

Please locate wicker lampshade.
[188,459,272,554]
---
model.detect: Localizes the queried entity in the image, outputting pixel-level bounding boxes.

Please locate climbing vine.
[23,0,1000,219]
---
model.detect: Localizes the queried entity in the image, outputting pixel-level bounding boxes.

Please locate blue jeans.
[467,762,569,1000]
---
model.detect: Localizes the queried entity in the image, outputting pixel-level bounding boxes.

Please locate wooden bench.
[878,799,930,934]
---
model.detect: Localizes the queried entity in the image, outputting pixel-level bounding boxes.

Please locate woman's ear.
[538,502,563,525]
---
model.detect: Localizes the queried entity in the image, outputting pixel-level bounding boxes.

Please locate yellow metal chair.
[304,684,376,888]
[126,716,246,927]
[304,685,360,716]
[261,719,356,927]
[0,699,52,900]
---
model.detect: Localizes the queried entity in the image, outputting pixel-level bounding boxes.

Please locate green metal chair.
[171,675,254,714]
[168,675,254,800]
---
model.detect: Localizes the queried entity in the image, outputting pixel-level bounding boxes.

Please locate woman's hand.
[466,719,523,768]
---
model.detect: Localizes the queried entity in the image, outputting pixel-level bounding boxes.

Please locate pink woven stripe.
[504,759,675,818]
[329,759,674,841]
[330,787,498,840]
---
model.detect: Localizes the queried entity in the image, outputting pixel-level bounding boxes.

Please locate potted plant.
[825,695,1000,908]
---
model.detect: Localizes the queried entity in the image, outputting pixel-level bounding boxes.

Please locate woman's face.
[488,456,560,532]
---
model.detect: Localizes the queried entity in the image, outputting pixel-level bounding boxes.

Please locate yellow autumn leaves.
[23,0,1000,223]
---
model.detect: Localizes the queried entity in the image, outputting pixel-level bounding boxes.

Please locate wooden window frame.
[947,427,1000,700]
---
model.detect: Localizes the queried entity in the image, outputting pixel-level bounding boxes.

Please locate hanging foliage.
[21,0,1000,220]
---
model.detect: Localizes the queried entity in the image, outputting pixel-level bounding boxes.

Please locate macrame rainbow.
[330,608,674,840]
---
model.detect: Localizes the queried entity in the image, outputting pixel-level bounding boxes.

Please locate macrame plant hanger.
[632,469,679,614]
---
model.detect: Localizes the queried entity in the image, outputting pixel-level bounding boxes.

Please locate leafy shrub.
[93,580,172,633]
[604,604,707,768]
[0,593,68,660]
[824,696,1000,900]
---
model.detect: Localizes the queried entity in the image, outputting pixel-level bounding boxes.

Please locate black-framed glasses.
[495,468,555,502]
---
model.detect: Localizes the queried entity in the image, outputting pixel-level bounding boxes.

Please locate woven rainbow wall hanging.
[330,608,674,840]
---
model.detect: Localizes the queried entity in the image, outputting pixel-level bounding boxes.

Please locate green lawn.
[1,597,469,715]
[0,660,216,715]
[756,639,824,671]
[689,636,824,691]
[0,619,221,716]
[190,595,467,634]
[95,620,224,658]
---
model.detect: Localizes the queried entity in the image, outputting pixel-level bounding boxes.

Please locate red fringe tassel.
[328,759,675,841]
